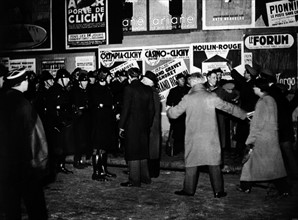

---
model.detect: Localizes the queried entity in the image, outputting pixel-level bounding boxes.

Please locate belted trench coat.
[167,83,246,167]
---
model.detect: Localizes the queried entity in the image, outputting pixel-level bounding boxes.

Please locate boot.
[91,154,109,181]
[101,152,117,178]
[57,162,73,174]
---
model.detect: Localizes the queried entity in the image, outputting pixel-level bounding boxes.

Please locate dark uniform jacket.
[89,83,117,151]
[47,83,75,155]
[71,84,89,152]
[119,80,155,161]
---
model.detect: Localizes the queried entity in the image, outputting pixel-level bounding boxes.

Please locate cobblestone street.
[41,151,298,220]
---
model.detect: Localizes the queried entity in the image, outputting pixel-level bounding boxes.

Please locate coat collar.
[190,83,206,93]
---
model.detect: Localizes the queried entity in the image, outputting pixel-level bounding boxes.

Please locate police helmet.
[88,70,97,78]
[40,70,54,81]
[56,68,70,80]
[97,68,109,82]
[78,71,89,81]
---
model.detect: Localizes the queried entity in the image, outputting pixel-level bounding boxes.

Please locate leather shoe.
[214,191,227,198]
[57,165,73,174]
[120,181,134,187]
[236,186,251,193]
[105,171,117,178]
[174,190,194,196]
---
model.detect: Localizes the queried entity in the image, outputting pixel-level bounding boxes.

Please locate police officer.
[35,70,57,183]
[89,68,118,181]
[109,70,129,155]
[47,68,75,174]
[0,67,48,219]
[71,69,90,169]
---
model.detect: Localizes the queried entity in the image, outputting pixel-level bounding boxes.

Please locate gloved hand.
[242,144,254,164]
[119,128,125,139]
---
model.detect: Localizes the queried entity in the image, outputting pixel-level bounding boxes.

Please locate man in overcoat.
[0,67,48,219]
[167,72,247,198]
[119,68,155,187]
[141,71,162,178]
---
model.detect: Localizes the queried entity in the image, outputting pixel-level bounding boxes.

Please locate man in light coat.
[167,72,247,198]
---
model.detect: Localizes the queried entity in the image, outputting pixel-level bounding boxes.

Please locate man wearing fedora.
[0,67,48,219]
[166,73,190,155]
[227,63,259,161]
[119,68,155,187]
[141,71,162,178]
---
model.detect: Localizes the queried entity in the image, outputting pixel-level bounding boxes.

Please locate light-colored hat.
[5,67,28,86]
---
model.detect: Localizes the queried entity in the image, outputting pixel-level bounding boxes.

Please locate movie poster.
[266,0,298,27]
[244,28,297,93]
[66,0,107,49]
[99,48,143,74]
[122,0,197,32]
[143,45,190,101]
[41,58,66,77]
[75,56,96,72]
[99,45,190,101]
[9,59,36,73]
[202,0,255,30]
[190,41,243,79]
[0,0,52,51]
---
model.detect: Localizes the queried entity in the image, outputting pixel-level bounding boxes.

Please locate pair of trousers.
[280,141,298,178]
[128,159,151,186]
[183,165,224,195]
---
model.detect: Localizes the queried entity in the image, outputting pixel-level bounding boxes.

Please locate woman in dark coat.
[89,68,118,181]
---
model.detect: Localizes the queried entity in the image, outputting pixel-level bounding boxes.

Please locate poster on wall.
[66,0,107,49]
[149,0,197,31]
[75,56,96,72]
[202,0,255,30]
[41,58,66,77]
[244,29,297,93]
[151,59,188,101]
[99,48,143,74]
[266,0,298,27]
[123,0,147,32]
[0,0,52,52]
[99,45,190,101]
[143,45,190,101]
[122,0,197,32]
[9,59,36,73]
[190,41,243,79]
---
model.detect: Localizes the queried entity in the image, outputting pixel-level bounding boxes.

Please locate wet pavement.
[38,148,298,220]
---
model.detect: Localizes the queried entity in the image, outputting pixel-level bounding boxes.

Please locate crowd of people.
[1,62,298,219]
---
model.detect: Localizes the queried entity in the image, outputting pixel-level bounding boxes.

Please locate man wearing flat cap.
[119,68,155,187]
[166,73,190,155]
[0,67,48,219]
